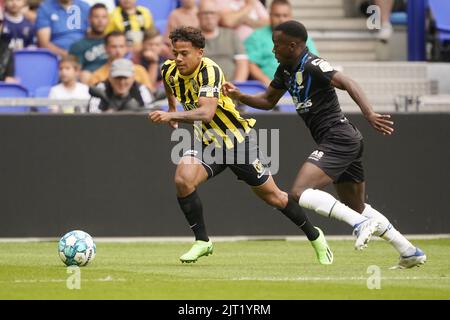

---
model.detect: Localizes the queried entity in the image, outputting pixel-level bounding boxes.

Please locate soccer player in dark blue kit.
[223,20,426,268]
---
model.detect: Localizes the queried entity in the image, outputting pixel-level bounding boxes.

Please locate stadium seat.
[233,80,266,95]
[33,86,53,112]
[136,0,177,21]
[14,49,59,96]
[428,0,450,41]
[390,12,407,25]
[34,86,52,97]
[0,82,30,113]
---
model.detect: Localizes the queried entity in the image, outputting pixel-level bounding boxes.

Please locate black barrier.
[0,113,449,237]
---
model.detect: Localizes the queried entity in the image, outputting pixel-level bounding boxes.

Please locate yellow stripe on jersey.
[161,57,256,149]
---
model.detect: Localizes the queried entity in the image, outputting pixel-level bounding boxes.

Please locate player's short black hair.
[169,26,205,49]
[273,20,308,43]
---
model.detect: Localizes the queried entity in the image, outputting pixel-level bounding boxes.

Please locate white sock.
[299,189,366,228]
[362,204,416,256]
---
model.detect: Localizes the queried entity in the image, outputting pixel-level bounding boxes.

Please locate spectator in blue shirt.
[36,0,90,57]
[3,0,36,49]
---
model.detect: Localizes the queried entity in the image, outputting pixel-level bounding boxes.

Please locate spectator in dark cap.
[88,58,154,112]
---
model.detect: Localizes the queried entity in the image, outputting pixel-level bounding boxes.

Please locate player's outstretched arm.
[149,97,218,125]
[222,82,285,110]
[330,72,394,135]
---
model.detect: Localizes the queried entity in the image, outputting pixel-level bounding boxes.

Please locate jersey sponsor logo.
[252,158,266,178]
[311,58,334,73]
[293,98,312,113]
[308,150,324,162]
[199,86,219,94]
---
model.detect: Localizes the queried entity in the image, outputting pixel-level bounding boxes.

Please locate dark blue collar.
[296,47,310,72]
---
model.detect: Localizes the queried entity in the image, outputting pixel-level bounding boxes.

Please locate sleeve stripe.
[212,66,221,88]
[161,63,170,81]
[200,67,209,86]
[178,77,187,103]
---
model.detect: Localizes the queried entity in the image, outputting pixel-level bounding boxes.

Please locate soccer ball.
[58,230,96,266]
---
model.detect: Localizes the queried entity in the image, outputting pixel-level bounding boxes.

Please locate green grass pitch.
[0,239,449,299]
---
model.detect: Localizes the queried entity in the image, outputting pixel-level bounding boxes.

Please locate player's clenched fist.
[148,111,179,128]
[149,111,172,123]
[222,82,241,101]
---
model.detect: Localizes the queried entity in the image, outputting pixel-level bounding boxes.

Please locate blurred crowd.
[0,0,318,112]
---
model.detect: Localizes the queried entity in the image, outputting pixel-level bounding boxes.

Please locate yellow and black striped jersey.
[161,57,256,149]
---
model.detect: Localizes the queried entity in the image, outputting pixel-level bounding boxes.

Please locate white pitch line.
[6,276,449,284]
[228,276,450,282]
[0,234,449,243]
[7,276,126,284]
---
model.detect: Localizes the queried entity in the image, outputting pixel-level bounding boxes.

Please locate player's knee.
[263,191,287,209]
[174,172,196,194]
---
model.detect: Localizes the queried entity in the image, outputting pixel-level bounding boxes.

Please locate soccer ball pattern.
[58,230,96,266]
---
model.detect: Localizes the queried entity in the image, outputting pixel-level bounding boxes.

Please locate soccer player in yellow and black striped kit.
[149,27,332,264]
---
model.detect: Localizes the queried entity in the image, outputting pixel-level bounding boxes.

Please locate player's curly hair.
[169,27,205,49]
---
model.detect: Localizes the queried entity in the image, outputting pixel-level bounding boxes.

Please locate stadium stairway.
[279,0,448,112]
[291,0,378,62]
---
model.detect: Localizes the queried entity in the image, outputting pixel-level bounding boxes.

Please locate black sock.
[279,195,319,241]
[177,190,209,242]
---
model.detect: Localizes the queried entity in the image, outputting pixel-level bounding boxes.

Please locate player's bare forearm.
[150,96,217,124]
[222,83,284,110]
[167,108,214,123]
[239,93,275,110]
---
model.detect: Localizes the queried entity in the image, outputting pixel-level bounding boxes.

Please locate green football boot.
[180,240,214,263]
[310,227,333,265]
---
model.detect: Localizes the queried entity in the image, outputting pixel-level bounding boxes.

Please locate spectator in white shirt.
[48,55,90,113]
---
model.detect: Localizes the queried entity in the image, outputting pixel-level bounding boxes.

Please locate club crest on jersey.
[190,79,199,92]
[252,159,264,174]
[168,75,175,87]
[296,72,303,86]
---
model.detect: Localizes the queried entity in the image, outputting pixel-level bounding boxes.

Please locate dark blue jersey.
[2,15,36,49]
[271,48,361,143]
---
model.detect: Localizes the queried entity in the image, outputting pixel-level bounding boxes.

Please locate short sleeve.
[35,6,51,30]
[304,58,337,86]
[198,65,222,98]
[269,65,287,90]
[232,31,247,59]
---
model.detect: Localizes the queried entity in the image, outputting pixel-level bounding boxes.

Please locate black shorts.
[306,124,365,184]
[183,135,271,187]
